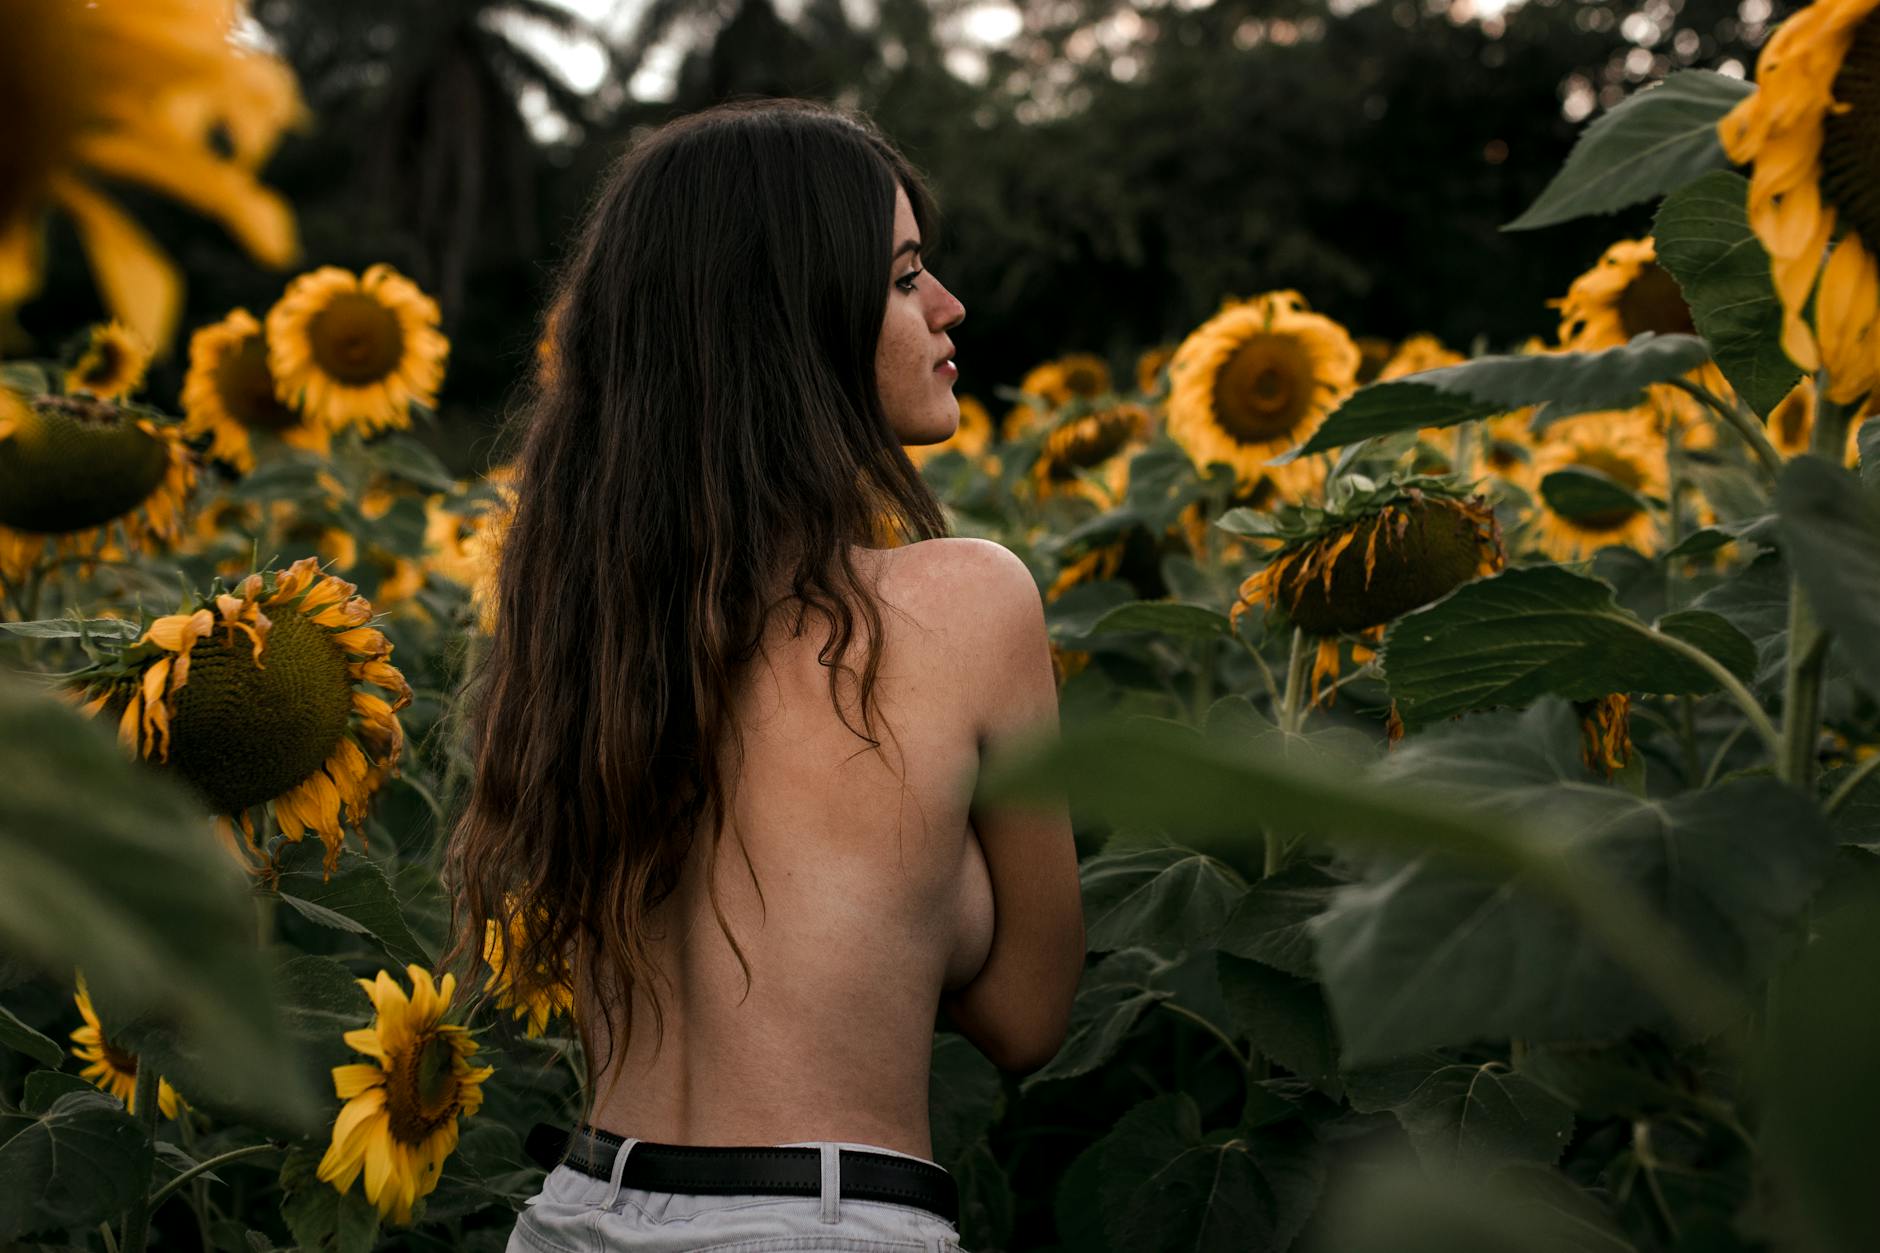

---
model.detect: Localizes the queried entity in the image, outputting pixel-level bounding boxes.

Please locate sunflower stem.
[147,1142,281,1209]
[1277,626,1308,733]
[99,1222,120,1253]
[1825,750,1880,816]
[1156,1000,1250,1072]
[118,1065,160,1253]
[1453,419,1476,481]
[1776,388,1856,791]
[1702,718,1752,789]
[1635,624,1780,759]
[1666,377,1783,483]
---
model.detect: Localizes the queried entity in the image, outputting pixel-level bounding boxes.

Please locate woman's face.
[876,183,965,447]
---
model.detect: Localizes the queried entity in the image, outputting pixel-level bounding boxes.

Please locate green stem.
[1453,419,1476,481]
[148,1142,281,1209]
[1825,749,1880,816]
[1278,626,1308,733]
[1236,631,1282,709]
[1702,719,1752,789]
[1157,1000,1250,1072]
[1633,624,1780,758]
[118,1065,161,1253]
[100,1222,121,1253]
[1778,386,1857,790]
[1667,377,1784,483]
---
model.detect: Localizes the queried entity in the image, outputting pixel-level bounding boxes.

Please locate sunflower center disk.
[1823,14,1880,253]
[1281,501,1488,636]
[101,1040,140,1077]
[1616,263,1696,338]
[387,1033,463,1144]
[0,401,170,533]
[1564,448,1645,531]
[1214,336,1312,444]
[307,293,406,385]
[162,605,355,816]
[77,343,128,390]
[217,333,301,431]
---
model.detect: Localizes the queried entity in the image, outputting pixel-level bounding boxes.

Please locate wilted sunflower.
[66,556,411,877]
[181,307,329,472]
[1528,410,1670,563]
[1047,539,1126,602]
[1028,402,1151,505]
[0,2,302,355]
[0,388,194,591]
[318,965,494,1226]
[905,394,993,468]
[1231,481,1506,711]
[484,899,576,1038]
[70,971,184,1120]
[1720,0,1880,401]
[268,264,450,436]
[1002,353,1114,441]
[1165,291,1361,501]
[1575,693,1634,779]
[64,321,152,400]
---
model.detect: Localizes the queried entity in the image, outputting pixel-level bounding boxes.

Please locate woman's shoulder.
[869,538,1046,664]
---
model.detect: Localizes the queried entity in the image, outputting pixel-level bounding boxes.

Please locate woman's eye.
[895,268,923,293]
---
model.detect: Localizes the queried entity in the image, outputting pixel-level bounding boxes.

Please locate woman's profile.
[441,97,1086,1253]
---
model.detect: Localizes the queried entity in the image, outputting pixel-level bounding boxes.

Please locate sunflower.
[0,2,302,355]
[1028,402,1151,505]
[64,321,152,400]
[1165,291,1360,501]
[267,264,450,436]
[181,307,330,472]
[1047,540,1126,602]
[906,393,994,468]
[1377,334,1465,382]
[1353,336,1396,386]
[484,899,576,1038]
[1720,0,1880,402]
[1136,343,1178,396]
[1049,641,1091,686]
[1477,408,1544,497]
[317,965,494,1226]
[0,388,194,592]
[1001,354,1114,441]
[1766,374,1870,463]
[70,971,184,1120]
[1528,410,1670,563]
[1176,476,1277,564]
[66,556,411,877]
[1231,483,1505,711]
[1575,693,1634,779]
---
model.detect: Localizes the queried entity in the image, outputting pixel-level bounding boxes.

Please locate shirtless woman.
[441,98,1085,1253]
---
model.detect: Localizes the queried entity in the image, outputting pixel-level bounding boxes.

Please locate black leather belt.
[524,1122,960,1228]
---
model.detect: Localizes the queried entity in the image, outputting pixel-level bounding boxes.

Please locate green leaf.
[1861,420,1880,489]
[1217,954,1344,1099]
[0,1088,144,1238]
[1081,846,1248,958]
[1392,1063,1574,1171]
[1653,170,1805,415]
[0,1004,62,1068]
[1277,335,1710,461]
[272,842,436,970]
[1090,600,1236,640]
[929,1033,1005,1169]
[0,674,319,1133]
[1505,70,1753,231]
[0,617,141,641]
[1214,862,1344,979]
[0,362,49,394]
[365,433,458,493]
[952,1139,1018,1252]
[1311,775,1835,1064]
[1539,467,1650,521]
[1320,1155,1638,1253]
[1020,948,1174,1089]
[1380,565,1758,732]
[1776,454,1880,701]
[1096,1092,1325,1253]
[279,1143,381,1253]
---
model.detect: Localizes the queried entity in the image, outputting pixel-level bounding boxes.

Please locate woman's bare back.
[581,541,997,1163]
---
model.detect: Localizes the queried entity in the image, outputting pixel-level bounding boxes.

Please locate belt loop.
[601,1134,642,1211]
[819,1145,841,1224]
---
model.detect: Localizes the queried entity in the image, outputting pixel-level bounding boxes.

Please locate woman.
[443,98,1086,1253]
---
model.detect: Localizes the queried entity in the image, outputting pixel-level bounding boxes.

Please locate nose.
[930,277,965,331]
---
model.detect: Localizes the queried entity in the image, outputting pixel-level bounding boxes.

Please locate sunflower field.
[5,2,1880,1252]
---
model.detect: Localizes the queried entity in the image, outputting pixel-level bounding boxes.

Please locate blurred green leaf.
[0,617,141,641]
[1318,1154,1637,1252]
[1539,466,1649,521]
[1504,70,1752,231]
[0,1003,62,1069]
[1776,454,1880,702]
[1091,600,1236,640]
[279,1142,380,1253]
[1653,170,1804,416]
[0,1087,144,1238]
[1381,565,1756,732]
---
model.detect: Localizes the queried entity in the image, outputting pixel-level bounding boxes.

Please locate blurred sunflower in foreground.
[1165,290,1360,504]
[268,264,450,436]
[0,387,194,595]
[65,556,411,876]
[318,965,494,1225]
[1528,409,1670,563]
[1721,0,1880,402]
[70,971,185,1120]
[483,897,576,1038]
[182,306,331,472]
[1767,375,1870,462]
[0,0,304,354]
[1230,477,1506,711]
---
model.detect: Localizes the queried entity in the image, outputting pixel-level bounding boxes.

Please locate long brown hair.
[440,98,952,1122]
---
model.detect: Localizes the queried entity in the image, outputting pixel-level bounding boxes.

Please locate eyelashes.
[895,268,924,293]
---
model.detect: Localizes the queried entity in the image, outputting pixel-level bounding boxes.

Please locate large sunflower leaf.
[1392,1063,1574,1172]
[1215,861,1346,978]
[0,1087,145,1238]
[1379,565,1757,732]
[930,1032,1005,1169]
[1095,1092,1326,1253]
[1217,954,1344,1099]
[273,841,436,970]
[1081,846,1249,957]
[0,675,319,1134]
[1775,454,1880,702]
[1310,775,1834,1064]
[1019,948,1174,1090]
[0,1003,62,1069]
[1653,170,1805,415]
[279,1142,381,1253]
[1504,70,1753,231]
[1539,466,1650,520]
[1275,334,1710,461]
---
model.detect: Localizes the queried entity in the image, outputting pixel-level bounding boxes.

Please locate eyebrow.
[893,239,922,261]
